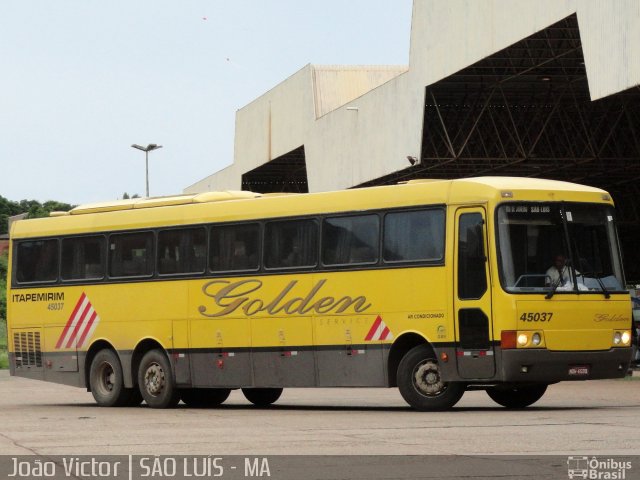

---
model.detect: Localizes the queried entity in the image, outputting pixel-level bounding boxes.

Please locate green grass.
[0,318,7,369]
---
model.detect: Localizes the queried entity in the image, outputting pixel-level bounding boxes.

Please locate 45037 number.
[520,312,553,322]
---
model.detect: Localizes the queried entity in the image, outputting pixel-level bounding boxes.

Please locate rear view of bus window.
[322,215,379,265]
[16,239,59,283]
[158,228,206,275]
[383,209,445,262]
[61,236,105,280]
[109,232,154,278]
[210,224,260,272]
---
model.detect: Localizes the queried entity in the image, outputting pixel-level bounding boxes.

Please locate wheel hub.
[413,360,446,396]
[144,363,165,396]
[99,362,115,393]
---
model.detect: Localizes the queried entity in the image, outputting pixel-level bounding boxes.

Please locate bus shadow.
[52,403,622,413]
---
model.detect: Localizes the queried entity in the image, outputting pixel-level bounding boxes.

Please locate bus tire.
[89,349,130,407]
[138,349,180,409]
[397,345,465,411]
[181,388,231,408]
[242,388,283,407]
[486,384,547,408]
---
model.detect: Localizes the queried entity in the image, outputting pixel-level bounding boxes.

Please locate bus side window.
[264,219,318,269]
[458,213,487,299]
[210,223,260,272]
[383,209,445,263]
[158,227,206,275]
[61,236,105,280]
[109,232,154,278]
[16,239,59,283]
[322,215,379,266]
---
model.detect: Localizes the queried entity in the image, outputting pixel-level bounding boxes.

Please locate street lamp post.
[131,143,163,197]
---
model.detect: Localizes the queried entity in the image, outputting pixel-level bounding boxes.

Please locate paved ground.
[0,370,639,456]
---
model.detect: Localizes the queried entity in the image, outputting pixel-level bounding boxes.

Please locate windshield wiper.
[545,263,572,299]
[578,270,611,299]
[577,257,610,299]
[545,275,563,299]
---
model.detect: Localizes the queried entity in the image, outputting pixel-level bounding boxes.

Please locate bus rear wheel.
[486,384,547,408]
[242,388,283,406]
[138,349,180,409]
[89,349,135,407]
[181,388,231,408]
[397,345,465,411]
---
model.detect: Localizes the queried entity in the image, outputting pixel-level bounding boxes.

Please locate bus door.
[453,207,495,379]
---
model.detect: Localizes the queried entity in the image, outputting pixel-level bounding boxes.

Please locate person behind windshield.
[545,254,576,287]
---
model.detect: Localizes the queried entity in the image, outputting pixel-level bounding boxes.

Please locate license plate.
[568,365,590,376]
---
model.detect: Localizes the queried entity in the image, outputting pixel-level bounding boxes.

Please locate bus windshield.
[497,202,625,294]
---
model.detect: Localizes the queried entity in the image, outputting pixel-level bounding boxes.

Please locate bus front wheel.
[397,345,465,411]
[486,384,547,408]
[242,388,283,406]
[181,388,231,408]
[138,349,180,409]
[89,349,135,407]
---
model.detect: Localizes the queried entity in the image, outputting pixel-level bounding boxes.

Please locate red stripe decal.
[65,302,92,349]
[76,310,98,348]
[365,316,383,341]
[379,326,390,341]
[55,292,86,349]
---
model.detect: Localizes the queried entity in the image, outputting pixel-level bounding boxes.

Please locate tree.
[0,195,23,236]
[0,196,74,234]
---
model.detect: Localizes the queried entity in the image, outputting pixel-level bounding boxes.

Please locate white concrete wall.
[186,66,316,193]
[185,165,238,193]
[306,71,423,191]
[313,66,408,118]
[577,0,640,100]
[186,0,640,194]
[409,0,576,84]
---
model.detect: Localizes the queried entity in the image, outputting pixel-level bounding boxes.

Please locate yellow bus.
[6,177,634,410]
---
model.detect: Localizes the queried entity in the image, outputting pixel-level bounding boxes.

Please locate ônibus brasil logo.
[567,456,632,479]
[55,293,101,349]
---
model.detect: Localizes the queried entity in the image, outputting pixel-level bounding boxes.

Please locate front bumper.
[499,347,633,383]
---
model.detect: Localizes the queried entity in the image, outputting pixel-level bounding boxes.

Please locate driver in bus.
[545,254,580,288]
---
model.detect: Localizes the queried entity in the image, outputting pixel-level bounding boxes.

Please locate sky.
[0,1,413,206]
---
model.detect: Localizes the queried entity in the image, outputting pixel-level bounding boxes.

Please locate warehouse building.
[186,0,640,281]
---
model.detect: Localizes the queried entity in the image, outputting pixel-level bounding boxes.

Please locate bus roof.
[10,177,611,239]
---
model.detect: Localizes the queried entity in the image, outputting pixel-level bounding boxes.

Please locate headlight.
[612,331,631,346]
[517,333,529,346]
[532,333,542,346]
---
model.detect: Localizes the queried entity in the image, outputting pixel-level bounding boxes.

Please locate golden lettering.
[244,298,265,316]
[264,281,298,314]
[198,278,372,318]
[199,280,262,317]
[333,296,371,313]
[313,297,336,314]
